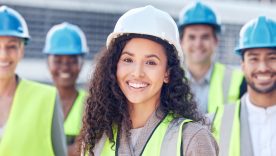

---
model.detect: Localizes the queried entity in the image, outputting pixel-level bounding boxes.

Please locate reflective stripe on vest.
[64,89,86,136]
[218,104,237,156]
[160,118,192,156]
[0,79,56,156]
[101,114,192,156]
[208,63,244,113]
[213,102,241,156]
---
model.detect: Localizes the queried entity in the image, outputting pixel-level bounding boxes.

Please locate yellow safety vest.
[101,114,192,156]
[212,102,241,156]
[208,63,244,113]
[208,63,243,141]
[64,89,86,136]
[0,79,56,156]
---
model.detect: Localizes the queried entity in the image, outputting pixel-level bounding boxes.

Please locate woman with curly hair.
[80,5,218,156]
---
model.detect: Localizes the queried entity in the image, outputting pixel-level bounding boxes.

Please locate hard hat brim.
[178,22,221,33]
[235,44,276,55]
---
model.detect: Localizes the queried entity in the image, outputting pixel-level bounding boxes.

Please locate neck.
[129,99,159,129]
[57,85,78,118]
[57,85,78,100]
[248,87,276,108]
[0,76,17,97]
[186,61,211,81]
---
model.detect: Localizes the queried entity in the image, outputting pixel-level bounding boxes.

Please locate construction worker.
[44,22,88,156]
[178,1,245,117]
[80,5,218,156]
[0,6,67,156]
[213,16,276,156]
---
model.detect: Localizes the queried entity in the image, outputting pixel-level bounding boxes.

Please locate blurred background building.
[1,0,276,84]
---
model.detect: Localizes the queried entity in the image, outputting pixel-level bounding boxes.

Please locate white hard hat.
[106,5,183,61]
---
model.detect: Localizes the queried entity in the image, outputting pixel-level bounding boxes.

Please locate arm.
[183,123,219,156]
[68,135,81,156]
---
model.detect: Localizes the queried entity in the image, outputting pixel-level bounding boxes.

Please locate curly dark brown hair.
[80,34,204,155]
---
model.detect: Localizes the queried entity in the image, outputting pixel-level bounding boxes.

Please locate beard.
[246,77,276,94]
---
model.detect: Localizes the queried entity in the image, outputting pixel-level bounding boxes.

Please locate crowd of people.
[0,1,275,156]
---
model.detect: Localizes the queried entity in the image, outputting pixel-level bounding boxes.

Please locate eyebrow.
[121,51,134,56]
[145,54,161,61]
[121,51,161,61]
[246,52,258,56]
[7,39,21,44]
[268,51,276,55]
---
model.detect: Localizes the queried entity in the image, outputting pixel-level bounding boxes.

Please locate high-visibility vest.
[208,63,244,141]
[64,89,86,136]
[0,79,56,156]
[208,63,244,113]
[212,102,241,156]
[100,114,192,156]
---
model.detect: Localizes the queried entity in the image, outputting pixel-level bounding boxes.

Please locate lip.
[0,61,10,67]
[59,72,71,79]
[190,50,208,58]
[126,81,150,91]
[253,73,274,85]
[0,61,11,71]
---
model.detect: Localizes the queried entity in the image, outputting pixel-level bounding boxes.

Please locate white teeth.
[59,73,71,78]
[256,75,271,81]
[128,82,148,88]
[0,62,9,67]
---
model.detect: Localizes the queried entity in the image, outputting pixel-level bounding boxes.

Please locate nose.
[194,38,203,48]
[131,62,145,78]
[61,61,71,70]
[257,61,269,72]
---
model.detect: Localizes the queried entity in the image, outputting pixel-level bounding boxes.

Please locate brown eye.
[69,58,79,64]
[6,45,18,51]
[249,57,257,62]
[146,60,157,65]
[123,58,133,63]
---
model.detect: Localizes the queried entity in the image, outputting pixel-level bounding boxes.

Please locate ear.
[19,44,25,60]
[241,61,245,74]
[214,36,218,46]
[164,69,170,83]
[47,56,50,67]
[78,56,84,68]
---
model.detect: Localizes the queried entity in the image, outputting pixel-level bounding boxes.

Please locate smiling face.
[47,55,83,88]
[242,48,276,94]
[180,25,217,65]
[0,36,24,80]
[116,38,169,108]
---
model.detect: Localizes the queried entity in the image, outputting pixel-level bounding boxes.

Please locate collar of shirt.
[185,63,214,85]
[246,93,276,123]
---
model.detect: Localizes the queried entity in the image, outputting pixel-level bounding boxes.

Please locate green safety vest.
[101,114,192,156]
[212,102,241,156]
[208,63,244,113]
[208,63,243,141]
[64,89,86,136]
[0,79,56,156]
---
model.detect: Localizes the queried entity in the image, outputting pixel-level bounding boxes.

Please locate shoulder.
[20,79,56,93]
[182,122,219,156]
[78,89,88,98]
